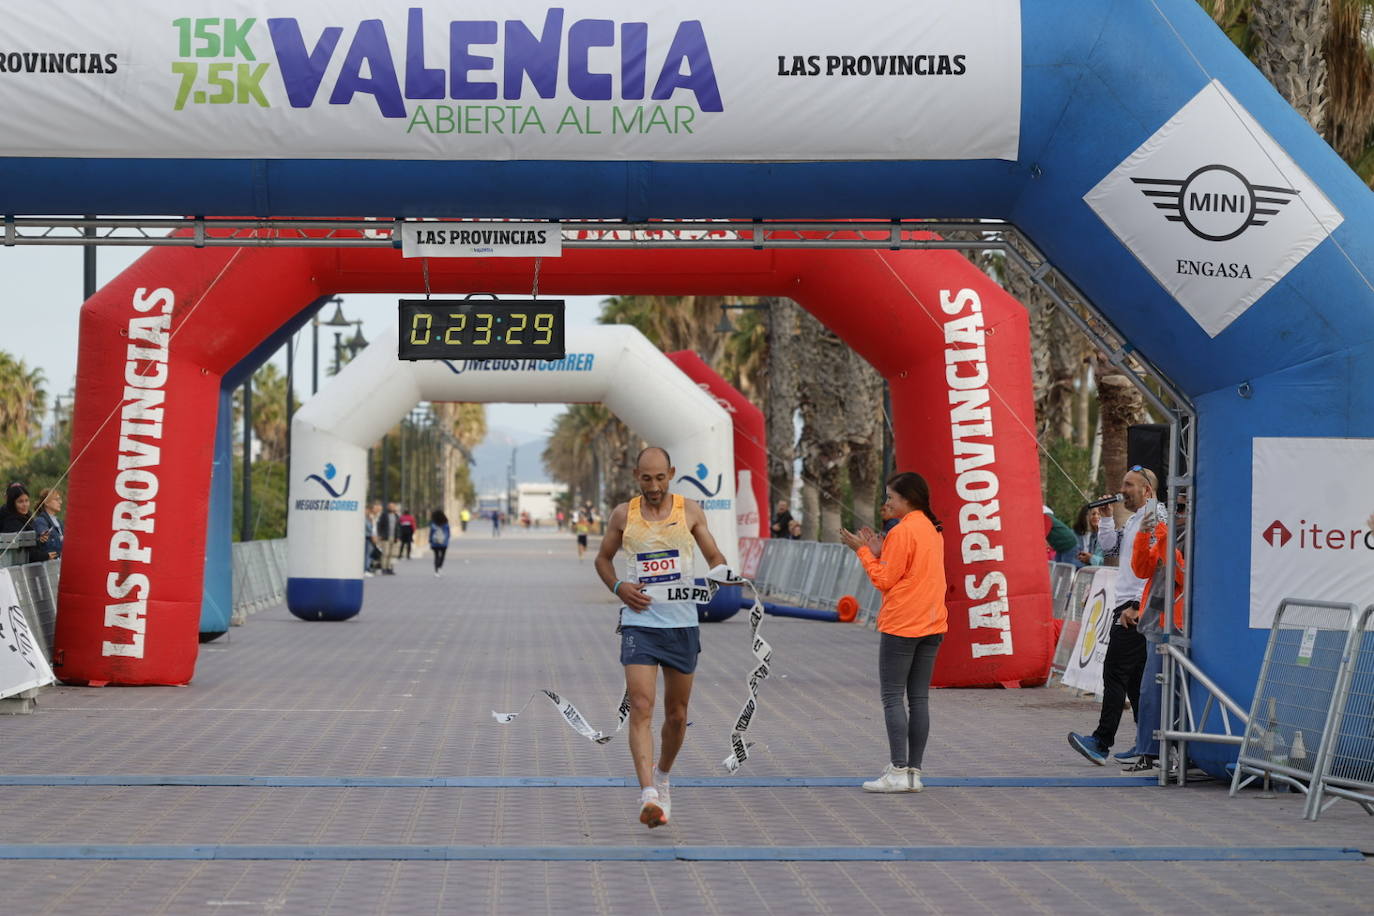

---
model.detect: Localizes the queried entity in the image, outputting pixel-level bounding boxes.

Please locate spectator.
[0,483,30,534]
[1044,506,1077,563]
[787,518,803,540]
[840,471,948,794]
[29,488,63,560]
[574,511,591,560]
[377,501,399,575]
[459,507,471,533]
[1119,494,1187,773]
[397,508,416,559]
[770,499,793,538]
[1072,503,1111,568]
[364,502,380,577]
[491,509,502,537]
[1068,466,1158,765]
[429,509,451,577]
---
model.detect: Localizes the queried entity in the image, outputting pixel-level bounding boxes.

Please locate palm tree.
[0,352,48,471]
[250,363,289,463]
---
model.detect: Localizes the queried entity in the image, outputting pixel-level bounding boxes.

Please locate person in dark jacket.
[29,488,63,560]
[0,483,30,533]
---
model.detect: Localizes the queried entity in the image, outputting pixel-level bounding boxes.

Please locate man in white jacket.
[1068,466,1159,765]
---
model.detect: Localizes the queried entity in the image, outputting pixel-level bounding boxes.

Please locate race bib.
[635,549,683,585]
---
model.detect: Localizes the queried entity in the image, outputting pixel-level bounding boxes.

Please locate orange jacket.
[1132,520,1185,631]
[858,511,948,638]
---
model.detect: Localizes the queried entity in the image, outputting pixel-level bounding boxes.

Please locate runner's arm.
[685,499,729,569]
[595,504,651,611]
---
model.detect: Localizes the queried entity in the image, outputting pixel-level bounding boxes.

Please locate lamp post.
[312,297,350,395]
[714,300,772,334]
[241,376,252,542]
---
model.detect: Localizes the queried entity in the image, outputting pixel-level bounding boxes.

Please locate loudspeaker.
[1127,424,1170,498]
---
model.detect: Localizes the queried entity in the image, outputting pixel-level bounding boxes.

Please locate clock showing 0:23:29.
[396,299,567,361]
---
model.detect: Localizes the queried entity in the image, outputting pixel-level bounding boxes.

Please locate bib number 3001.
[636,549,682,584]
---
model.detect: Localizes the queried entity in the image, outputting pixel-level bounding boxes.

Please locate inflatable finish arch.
[287,323,736,620]
[56,242,1047,688]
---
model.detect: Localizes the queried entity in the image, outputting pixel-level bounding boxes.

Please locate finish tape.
[493,567,771,773]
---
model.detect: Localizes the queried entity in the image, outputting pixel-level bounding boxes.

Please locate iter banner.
[0,0,1021,161]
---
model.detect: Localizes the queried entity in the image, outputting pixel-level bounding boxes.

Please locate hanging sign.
[400,222,562,258]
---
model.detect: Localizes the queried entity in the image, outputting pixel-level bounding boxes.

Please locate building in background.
[517,483,568,527]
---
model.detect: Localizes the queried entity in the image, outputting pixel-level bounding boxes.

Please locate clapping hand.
[839,526,884,556]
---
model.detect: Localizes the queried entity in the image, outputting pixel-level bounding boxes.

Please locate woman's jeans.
[878,632,944,769]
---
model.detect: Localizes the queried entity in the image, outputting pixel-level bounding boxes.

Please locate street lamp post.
[311,297,350,395]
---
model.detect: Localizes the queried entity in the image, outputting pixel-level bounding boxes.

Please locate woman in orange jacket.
[840,471,948,793]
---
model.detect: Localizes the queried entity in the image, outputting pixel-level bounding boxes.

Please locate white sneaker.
[638,787,667,828]
[862,764,910,793]
[908,767,924,792]
[434,571,441,577]
[653,767,671,823]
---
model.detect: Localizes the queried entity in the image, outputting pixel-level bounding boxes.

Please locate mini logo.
[305,463,351,498]
[1132,164,1300,242]
[1262,520,1292,548]
[677,462,723,498]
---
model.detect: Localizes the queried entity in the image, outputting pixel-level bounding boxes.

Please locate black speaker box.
[1126,424,1170,498]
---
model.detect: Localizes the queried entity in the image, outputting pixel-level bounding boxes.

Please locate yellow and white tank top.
[621,494,699,629]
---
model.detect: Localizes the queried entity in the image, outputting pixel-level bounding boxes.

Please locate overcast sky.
[0,245,608,442]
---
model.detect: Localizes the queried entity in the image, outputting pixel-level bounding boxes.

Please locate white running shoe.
[638,787,667,828]
[863,764,911,793]
[908,767,924,792]
[653,767,672,823]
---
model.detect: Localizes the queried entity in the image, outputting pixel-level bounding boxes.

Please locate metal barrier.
[1049,565,1111,683]
[1305,603,1374,820]
[1229,598,1368,815]
[752,539,882,626]
[6,559,60,664]
[230,539,288,622]
[1047,561,1077,619]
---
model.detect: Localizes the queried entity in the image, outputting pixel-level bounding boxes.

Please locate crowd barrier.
[751,539,883,627]
[1229,598,1374,821]
[5,558,60,666]
[230,539,289,624]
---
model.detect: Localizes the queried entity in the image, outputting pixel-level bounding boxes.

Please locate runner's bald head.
[636,446,672,471]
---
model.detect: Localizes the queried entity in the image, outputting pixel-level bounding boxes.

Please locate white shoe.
[908,767,924,792]
[434,571,440,577]
[653,767,672,823]
[638,787,667,828]
[862,764,910,793]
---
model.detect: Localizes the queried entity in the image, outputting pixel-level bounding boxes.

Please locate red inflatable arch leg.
[57,236,1050,688]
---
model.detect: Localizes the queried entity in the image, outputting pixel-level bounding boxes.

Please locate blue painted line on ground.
[0,775,1157,788]
[0,844,1360,863]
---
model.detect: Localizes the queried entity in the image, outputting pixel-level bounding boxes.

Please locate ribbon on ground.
[721,579,770,772]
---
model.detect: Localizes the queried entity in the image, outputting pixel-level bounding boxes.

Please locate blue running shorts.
[620,625,701,674]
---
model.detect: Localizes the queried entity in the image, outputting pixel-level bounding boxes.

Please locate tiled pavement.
[2,532,1371,914]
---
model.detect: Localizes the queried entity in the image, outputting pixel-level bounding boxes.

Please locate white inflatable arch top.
[286,323,736,619]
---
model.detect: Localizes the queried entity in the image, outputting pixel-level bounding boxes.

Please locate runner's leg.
[624,663,658,789]
[658,666,695,774]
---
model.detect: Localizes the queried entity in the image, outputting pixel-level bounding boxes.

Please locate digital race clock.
[397,299,566,361]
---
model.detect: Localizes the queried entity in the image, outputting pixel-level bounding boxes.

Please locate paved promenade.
[2,532,1371,914]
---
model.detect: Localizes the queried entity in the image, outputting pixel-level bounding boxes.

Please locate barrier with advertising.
[1250,438,1374,629]
[0,569,56,699]
[1060,567,1117,695]
[0,1,1020,162]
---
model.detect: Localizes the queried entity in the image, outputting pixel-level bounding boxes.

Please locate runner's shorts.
[620,625,700,674]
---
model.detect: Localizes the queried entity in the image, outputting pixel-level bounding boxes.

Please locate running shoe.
[1067,732,1108,765]
[908,767,925,793]
[862,764,910,793]
[638,788,667,829]
[1122,756,1159,774]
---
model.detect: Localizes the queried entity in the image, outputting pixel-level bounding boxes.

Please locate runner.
[595,446,728,829]
[574,511,591,561]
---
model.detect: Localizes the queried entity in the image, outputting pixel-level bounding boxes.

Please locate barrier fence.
[751,539,883,626]
[230,539,289,624]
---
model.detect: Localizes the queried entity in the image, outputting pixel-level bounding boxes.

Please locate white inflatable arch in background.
[286,323,735,620]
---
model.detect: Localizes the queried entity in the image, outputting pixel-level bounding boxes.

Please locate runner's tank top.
[620,494,699,629]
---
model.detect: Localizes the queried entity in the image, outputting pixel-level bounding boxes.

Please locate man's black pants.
[1092,602,1146,751]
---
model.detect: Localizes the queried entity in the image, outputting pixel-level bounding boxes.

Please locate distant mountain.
[471,426,551,492]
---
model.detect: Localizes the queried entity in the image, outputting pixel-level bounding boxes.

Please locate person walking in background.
[459,507,470,533]
[491,509,501,537]
[364,502,380,577]
[840,471,948,793]
[29,488,63,560]
[378,501,399,575]
[429,509,451,577]
[574,511,591,561]
[397,508,416,559]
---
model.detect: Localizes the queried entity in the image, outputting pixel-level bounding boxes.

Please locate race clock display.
[397,299,566,361]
